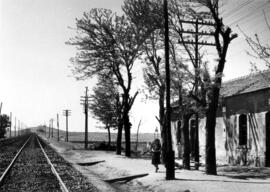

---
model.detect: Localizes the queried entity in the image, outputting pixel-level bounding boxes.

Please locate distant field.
[31,127,160,152]
[31,127,159,143]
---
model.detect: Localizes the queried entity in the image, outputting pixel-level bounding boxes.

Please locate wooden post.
[57,113,59,141]
[85,87,89,149]
[63,110,71,142]
[51,119,54,138]
[9,112,12,137]
[14,117,16,137]
[164,0,175,180]
[0,102,2,115]
[66,112,68,141]
[80,87,90,149]
[194,19,200,170]
[49,120,51,138]
[18,120,20,136]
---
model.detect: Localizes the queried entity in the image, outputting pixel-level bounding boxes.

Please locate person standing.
[151,138,161,172]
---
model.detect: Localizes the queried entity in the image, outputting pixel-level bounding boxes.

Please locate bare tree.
[244,10,270,70]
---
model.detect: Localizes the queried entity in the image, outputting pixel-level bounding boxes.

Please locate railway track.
[0,134,98,192]
[0,135,31,176]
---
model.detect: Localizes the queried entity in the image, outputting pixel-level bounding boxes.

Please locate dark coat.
[151,142,161,165]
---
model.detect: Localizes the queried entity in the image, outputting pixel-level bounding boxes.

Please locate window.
[239,114,247,145]
[176,121,181,143]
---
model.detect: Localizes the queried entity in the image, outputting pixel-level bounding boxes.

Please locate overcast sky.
[0,0,269,133]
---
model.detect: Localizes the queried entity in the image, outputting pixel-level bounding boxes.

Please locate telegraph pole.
[18,120,20,136]
[51,118,54,138]
[0,103,1,138]
[80,87,90,149]
[14,117,16,137]
[48,120,51,138]
[63,109,71,142]
[57,113,60,141]
[44,123,46,137]
[9,112,12,137]
[194,19,200,171]
[0,102,2,115]
[164,0,175,180]
[178,18,216,170]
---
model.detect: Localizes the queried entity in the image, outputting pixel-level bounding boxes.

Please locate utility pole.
[52,119,55,138]
[164,0,175,180]
[178,18,216,170]
[48,120,51,138]
[18,120,20,136]
[63,109,71,142]
[9,112,12,137]
[57,113,60,141]
[0,102,2,115]
[14,117,16,137]
[80,87,90,149]
[44,123,46,137]
[50,118,54,138]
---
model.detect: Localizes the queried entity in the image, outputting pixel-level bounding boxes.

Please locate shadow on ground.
[218,166,270,180]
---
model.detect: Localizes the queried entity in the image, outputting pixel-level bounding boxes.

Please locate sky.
[0,0,269,134]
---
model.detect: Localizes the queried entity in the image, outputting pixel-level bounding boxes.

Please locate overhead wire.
[228,1,269,26]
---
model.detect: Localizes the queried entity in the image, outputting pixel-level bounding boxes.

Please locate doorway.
[239,114,247,146]
[265,112,270,167]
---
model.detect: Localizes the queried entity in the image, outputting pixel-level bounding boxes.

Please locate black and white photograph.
[1,0,270,191]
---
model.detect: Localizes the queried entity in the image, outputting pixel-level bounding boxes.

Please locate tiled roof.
[221,70,270,97]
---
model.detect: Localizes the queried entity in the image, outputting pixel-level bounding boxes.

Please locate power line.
[228,1,269,26]
[222,0,254,19]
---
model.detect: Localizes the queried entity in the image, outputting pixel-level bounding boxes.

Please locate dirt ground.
[41,136,270,192]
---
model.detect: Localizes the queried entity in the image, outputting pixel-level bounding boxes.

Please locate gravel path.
[39,137,99,192]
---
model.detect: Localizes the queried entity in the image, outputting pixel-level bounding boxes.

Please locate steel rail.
[36,136,69,192]
[0,135,31,185]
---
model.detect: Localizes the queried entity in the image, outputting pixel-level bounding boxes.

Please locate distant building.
[171,70,270,167]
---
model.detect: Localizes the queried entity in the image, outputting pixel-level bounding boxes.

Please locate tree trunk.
[182,114,191,170]
[107,125,111,148]
[205,87,219,175]
[124,111,131,157]
[159,86,166,163]
[178,82,183,159]
[116,123,123,155]
[194,113,199,170]
[177,121,182,159]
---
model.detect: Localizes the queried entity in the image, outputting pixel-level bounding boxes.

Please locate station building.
[171,70,270,166]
